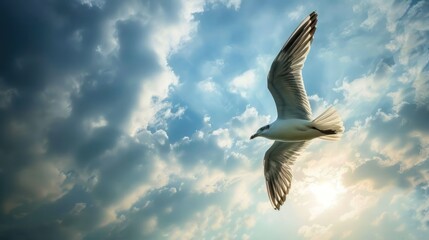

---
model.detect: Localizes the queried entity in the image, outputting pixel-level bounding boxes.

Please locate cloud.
[1,0,429,239]
[3,160,69,213]
[0,0,213,238]
[229,105,270,140]
[334,57,395,120]
[229,69,257,98]
[198,78,219,93]
[70,202,87,216]
[208,0,242,10]
[142,216,158,235]
[288,5,304,20]
[298,224,333,240]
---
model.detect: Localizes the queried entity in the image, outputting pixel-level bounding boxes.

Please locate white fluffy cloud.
[229,69,257,98]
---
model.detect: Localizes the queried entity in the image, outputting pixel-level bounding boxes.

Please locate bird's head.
[250,124,270,140]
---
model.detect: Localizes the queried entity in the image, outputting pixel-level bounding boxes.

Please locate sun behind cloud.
[308,180,346,214]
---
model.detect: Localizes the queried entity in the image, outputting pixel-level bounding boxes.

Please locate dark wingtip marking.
[322,129,336,134]
[311,127,336,135]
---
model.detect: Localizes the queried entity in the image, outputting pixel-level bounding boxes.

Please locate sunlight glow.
[308,180,346,215]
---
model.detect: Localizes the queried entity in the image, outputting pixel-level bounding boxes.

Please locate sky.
[0,0,429,239]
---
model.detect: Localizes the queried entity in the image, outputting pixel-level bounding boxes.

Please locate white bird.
[250,11,344,210]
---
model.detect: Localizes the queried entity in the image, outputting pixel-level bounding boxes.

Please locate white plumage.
[250,11,344,210]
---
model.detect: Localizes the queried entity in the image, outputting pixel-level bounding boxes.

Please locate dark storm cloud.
[85,177,257,239]
[47,16,160,166]
[174,135,226,167]
[85,183,220,239]
[0,0,116,191]
[0,186,105,240]
[0,0,191,239]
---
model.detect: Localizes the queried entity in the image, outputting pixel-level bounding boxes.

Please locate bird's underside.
[263,11,318,210]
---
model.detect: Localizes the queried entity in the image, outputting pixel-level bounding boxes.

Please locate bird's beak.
[250,133,257,140]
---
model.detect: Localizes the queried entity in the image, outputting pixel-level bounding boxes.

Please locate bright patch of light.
[308,180,346,216]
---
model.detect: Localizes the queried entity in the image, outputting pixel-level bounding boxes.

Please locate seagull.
[250,11,344,210]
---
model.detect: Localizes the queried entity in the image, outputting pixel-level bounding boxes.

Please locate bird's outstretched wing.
[267,11,317,120]
[264,141,308,210]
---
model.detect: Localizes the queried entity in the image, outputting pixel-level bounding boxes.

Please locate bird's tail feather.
[312,106,344,141]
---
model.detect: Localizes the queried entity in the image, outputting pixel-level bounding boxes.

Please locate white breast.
[266,119,320,142]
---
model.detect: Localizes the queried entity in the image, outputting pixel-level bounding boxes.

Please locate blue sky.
[1,0,429,239]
